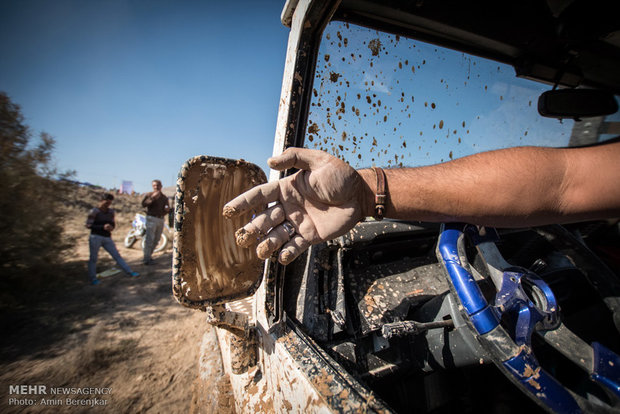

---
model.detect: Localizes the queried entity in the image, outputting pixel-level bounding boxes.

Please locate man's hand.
[103,223,114,232]
[223,148,369,265]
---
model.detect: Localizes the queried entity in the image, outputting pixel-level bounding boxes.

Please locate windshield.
[305,21,616,168]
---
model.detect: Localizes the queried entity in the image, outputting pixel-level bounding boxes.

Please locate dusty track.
[0,189,229,413]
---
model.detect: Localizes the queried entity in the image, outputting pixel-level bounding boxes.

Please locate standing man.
[142,179,170,265]
[86,193,139,285]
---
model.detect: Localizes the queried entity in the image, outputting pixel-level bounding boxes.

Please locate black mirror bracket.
[538,88,618,119]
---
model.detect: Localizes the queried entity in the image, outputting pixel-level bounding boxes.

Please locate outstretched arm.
[358,141,620,227]
[224,142,620,264]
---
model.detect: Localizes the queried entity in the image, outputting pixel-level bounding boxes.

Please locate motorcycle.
[124,213,170,253]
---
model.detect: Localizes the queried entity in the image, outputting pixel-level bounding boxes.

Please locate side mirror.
[538,89,618,119]
[172,156,267,309]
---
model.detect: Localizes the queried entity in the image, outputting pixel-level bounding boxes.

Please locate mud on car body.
[173,0,620,412]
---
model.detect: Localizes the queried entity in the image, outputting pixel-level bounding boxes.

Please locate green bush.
[0,92,75,278]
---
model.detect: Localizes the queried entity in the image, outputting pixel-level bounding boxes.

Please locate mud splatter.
[308,122,320,134]
[235,227,261,247]
[222,205,237,219]
[368,38,382,56]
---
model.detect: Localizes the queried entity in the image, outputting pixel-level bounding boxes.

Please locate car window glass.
[305,21,618,168]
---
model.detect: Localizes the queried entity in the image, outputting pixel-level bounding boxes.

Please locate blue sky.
[0,0,289,193]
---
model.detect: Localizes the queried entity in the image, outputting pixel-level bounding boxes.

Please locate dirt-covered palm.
[223,148,367,265]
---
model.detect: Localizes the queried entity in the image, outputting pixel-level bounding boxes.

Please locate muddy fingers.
[223,180,280,218]
[234,204,286,248]
[268,147,331,171]
[278,235,310,265]
[256,222,297,260]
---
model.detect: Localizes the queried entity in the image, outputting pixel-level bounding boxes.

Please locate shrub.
[0,92,75,279]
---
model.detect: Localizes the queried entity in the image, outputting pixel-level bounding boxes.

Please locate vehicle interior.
[279,0,620,412]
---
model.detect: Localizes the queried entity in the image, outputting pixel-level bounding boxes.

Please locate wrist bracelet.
[371,166,386,221]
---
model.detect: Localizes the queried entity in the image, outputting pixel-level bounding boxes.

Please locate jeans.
[143,215,164,262]
[88,234,133,282]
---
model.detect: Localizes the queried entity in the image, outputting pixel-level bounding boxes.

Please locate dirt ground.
[0,188,233,413]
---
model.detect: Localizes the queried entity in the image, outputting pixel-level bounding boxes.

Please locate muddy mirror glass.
[172,156,267,309]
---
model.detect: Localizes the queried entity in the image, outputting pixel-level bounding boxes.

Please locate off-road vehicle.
[173,0,620,412]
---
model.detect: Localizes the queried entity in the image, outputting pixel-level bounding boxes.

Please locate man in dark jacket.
[86,193,139,285]
[141,180,170,265]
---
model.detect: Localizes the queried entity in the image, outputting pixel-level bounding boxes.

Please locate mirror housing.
[172,156,267,309]
[538,89,618,119]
